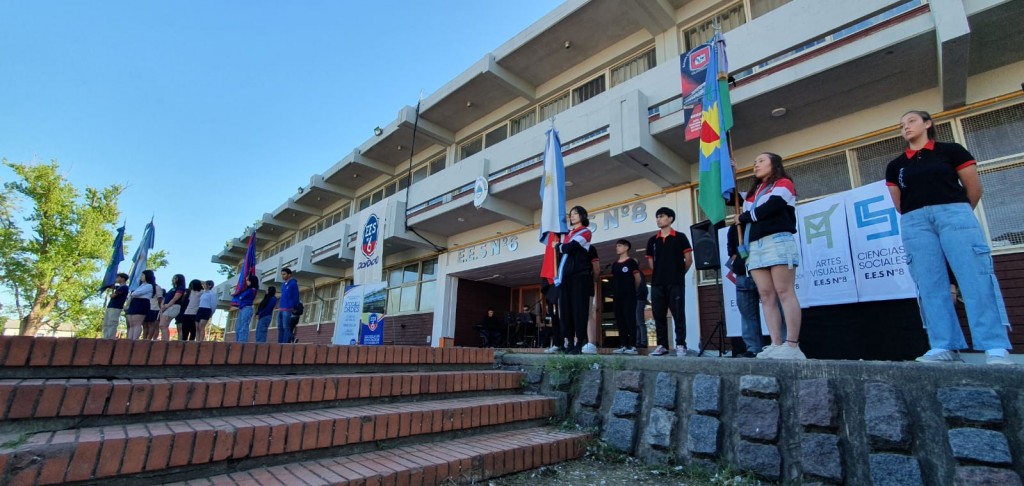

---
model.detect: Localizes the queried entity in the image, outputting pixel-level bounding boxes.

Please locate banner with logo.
[845,181,916,302]
[795,197,858,307]
[354,200,386,284]
[679,41,713,141]
[334,282,387,345]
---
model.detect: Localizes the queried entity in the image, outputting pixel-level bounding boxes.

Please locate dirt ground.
[481,452,770,486]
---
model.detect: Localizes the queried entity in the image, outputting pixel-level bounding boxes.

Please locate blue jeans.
[735,275,763,354]
[278,311,294,344]
[901,203,1010,351]
[235,306,254,343]
[255,314,272,343]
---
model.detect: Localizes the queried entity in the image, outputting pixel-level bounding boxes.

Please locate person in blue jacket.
[233,275,259,342]
[278,267,301,344]
[254,286,277,343]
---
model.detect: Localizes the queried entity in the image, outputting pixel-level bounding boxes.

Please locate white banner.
[795,196,858,307]
[717,227,742,337]
[844,181,916,302]
[354,200,386,284]
[333,282,388,345]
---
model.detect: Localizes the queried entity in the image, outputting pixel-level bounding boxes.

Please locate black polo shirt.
[645,229,692,286]
[611,258,640,299]
[885,140,975,214]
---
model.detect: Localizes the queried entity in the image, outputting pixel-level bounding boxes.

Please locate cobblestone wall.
[500,354,1024,485]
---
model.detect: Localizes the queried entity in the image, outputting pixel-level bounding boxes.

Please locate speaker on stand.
[690,220,727,356]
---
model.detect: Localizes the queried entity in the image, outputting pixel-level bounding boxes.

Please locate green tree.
[147,249,170,272]
[0,159,123,336]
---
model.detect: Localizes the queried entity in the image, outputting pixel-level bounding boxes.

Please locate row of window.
[357,154,446,211]
[298,207,348,242]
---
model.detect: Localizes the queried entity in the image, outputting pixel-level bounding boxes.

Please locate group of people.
[102,272,218,341]
[229,267,302,344]
[521,110,1014,364]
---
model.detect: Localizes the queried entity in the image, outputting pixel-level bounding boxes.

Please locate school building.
[210,0,1024,351]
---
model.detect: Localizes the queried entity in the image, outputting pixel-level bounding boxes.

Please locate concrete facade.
[210,0,1024,350]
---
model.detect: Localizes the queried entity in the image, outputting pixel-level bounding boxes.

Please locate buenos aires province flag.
[697,33,735,225]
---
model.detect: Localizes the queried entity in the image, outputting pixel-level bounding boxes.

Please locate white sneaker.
[612,346,627,354]
[581,343,598,354]
[623,347,638,355]
[675,347,691,357]
[985,350,1014,365]
[769,344,806,360]
[650,345,668,356]
[915,349,963,363]
[544,345,561,354]
[756,344,782,359]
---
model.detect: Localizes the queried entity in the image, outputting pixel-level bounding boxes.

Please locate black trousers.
[559,273,591,350]
[613,295,636,348]
[651,284,686,348]
[179,314,197,341]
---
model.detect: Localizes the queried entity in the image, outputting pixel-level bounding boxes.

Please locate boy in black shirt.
[645,207,693,357]
[611,239,640,355]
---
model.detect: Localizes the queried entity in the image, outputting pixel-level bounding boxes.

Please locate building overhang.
[420,55,537,133]
[360,106,454,166]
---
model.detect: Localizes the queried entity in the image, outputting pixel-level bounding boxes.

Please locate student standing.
[234,275,258,343]
[125,270,155,340]
[159,274,186,341]
[255,286,278,343]
[727,224,763,357]
[886,110,1013,365]
[196,280,217,342]
[645,207,693,357]
[277,268,301,344]
[738,152,804,360]
[611,239,640,355]
[103,273,130,339]
[582,244,601,354]
[144,279,163,340]
[179,279,203,341]
[558,206,593,354]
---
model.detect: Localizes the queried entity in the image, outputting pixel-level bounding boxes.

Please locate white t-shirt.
[184,290,202,315]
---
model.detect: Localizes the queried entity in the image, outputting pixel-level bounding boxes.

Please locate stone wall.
[501,354,1024,485]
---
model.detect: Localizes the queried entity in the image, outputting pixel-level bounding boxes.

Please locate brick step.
[169,427,589,486]
[0,370,525,424]
[0,395,557,485]
[0,337,493,372]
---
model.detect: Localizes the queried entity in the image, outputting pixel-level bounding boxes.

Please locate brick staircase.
[0,336,588,485]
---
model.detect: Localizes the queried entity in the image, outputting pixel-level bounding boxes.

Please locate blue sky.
[0,0,562,302]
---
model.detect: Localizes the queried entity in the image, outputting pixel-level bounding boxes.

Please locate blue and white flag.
[539,126,568,283]
[127,220,155,291]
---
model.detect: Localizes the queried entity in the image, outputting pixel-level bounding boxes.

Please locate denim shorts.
[747,232,800,270]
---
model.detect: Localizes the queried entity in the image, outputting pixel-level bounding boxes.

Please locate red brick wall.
[696,253,1024,353]
[454,280,512,347]
[226,314,432,347]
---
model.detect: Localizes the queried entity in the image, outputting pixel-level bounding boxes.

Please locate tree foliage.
[0,159,123,336]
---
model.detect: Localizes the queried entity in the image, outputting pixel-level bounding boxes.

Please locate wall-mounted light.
[564,41,572,49]
[373,126,383,136]
[397,145,404,151]
[297,187,304,193]
[771,107,787,118]
[466,101,473,107]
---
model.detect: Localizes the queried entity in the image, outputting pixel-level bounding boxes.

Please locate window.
[260,235,295,260]
[510,110,537,136]
[683,3,746,50]
[572,75,606,105]
[299,207,348,241]
[412,153,446,185]
[610,49,656,87]
[226,309,237,333]
[963,104,1024,249]
[386,258,438,314]
[299,288,316,324]
[459,136,483,161]
[787,153,852,200]
[315,282,342,322]
[484,125,508,148]
[750,0,791,19]
[961,104,1024,164]
[539,92,570,121]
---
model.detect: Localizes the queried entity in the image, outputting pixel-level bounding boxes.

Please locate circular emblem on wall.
[368,313,380,332]
[473,176,489,208]
[361,214,379,258]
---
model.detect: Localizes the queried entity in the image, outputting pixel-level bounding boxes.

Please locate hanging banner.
[354,200,386,284]
[796,196,858,307]
[334,282,388,345]
[845,181,916,302]
[679,41,713,141]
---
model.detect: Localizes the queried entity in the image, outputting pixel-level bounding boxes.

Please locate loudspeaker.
[690,220,724,271]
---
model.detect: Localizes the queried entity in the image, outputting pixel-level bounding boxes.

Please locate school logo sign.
[361,214,379,258]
